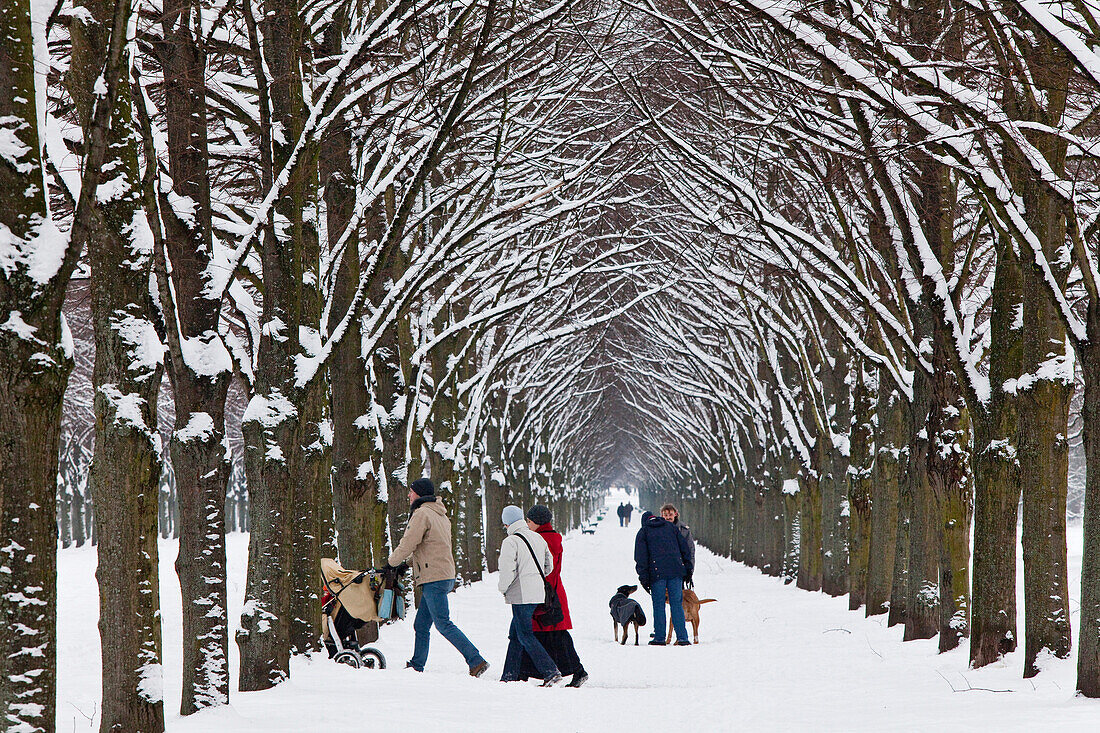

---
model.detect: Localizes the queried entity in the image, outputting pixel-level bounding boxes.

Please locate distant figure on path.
[388,477,489,676]
[513,505,588,687]
[617,502,627,526]
[623,501,634,525]
[498,504,563,686]
[661,503,695,579]
[635,509,693,646]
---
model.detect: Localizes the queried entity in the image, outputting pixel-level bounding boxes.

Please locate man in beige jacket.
[387,478,488,676]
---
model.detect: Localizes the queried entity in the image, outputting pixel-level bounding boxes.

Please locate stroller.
[320,558,405,669]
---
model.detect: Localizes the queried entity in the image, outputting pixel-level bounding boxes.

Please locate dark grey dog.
[610,584,647,645]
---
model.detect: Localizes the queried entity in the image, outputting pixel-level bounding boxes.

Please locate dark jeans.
[501,604,560,681]
[409,579,485,671]
[652,577,689,643]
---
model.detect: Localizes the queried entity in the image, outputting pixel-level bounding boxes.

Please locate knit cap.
[501,505,524,526]
[526,505,552,526]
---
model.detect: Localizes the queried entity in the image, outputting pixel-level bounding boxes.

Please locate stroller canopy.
[321,558,382,624]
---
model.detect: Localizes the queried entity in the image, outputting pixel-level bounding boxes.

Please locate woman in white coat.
[497,504,562,686]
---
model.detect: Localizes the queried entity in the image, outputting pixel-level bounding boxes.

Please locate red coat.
[532,524,572,631]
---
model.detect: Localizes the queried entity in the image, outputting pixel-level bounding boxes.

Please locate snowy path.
[58,490,1100,731]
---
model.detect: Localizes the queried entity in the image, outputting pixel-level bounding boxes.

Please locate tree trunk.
[796,471,823,592]
[84,146,167,733]
[1078,334,1100,697]
[820,465,849,597]
[72,487,87,548]
[0,24,74,713]
[236,0,310,691]
[375,317,412,547]
[70,0,167,727]
[289,374,330,654]
[151,0,235,711]
[0,1,84,729]
[782,489,799,583]
[970,239,1022,668]
[817,327,850,598]
[928,337,971,653]
[887,438,911,628]
[484,411,507,573]
[904,360,938,642]
[329,258,380,569]
[0,72,71,715]
[464,462,485,577]
[288,140,331,653]
[1018,313,1073,675]
[867,377,904,617]
[59,482,73,548]
[0,365,69,733]
[848,359,874,609]
[170,418,230,714]
[764,473,786,577]
[238,406,296,691]
[324,87,382,571]
[999,2,1074,678]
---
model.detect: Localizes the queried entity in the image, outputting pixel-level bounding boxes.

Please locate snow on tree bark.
[236,0,312,691]
[0,0,80,729]
[66,0,167,728]
[139,0,235,712]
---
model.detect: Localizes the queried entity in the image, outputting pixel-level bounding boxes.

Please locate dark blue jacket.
[634,512,693,584]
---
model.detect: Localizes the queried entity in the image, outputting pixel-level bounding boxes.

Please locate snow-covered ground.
[58,490,1100,731]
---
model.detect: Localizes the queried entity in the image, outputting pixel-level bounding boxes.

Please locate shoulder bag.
[515,533,564,626]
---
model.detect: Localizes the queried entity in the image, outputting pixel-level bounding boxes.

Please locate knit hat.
[501,505,524,526]
[411,478,435,497]
[526,505,552,526]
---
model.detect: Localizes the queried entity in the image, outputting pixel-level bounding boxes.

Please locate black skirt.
[518,630,583,679]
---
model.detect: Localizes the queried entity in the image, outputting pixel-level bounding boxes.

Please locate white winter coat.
[497,520,554,604]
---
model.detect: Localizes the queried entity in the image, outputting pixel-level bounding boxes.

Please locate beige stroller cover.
[321,557,383,638]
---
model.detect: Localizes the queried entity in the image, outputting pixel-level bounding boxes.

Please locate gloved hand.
[684,575,693,590]
[640,580,651,594]
[394,562,410,575]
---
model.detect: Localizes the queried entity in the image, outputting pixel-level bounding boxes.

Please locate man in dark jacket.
[623,502,634,525]
[634,510,693,646]
[617,502,626,526]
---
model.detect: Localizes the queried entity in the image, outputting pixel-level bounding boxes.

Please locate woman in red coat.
[516,505,588,687]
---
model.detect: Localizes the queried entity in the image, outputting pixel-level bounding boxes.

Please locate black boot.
[565,669,589,688]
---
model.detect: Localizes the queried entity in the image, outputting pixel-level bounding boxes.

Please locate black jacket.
[609,592,647,626]
[634,511,693,585]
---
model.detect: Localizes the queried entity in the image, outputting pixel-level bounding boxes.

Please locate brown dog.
[665,588,716,644]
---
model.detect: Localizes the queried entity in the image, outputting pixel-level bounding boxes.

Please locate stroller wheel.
[359,647,386,669]
[333,650,362,669]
